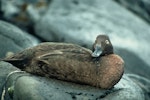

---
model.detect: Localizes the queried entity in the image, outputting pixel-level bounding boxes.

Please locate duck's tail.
[1,58,27,69]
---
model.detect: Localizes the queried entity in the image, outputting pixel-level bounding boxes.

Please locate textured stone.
[127,74,150,100]
[0,20,40,58]
[115,48,150,79]
[1,0,50,29]
[0,61,19,100]
[3,72,144,100]
[115,0,150,23]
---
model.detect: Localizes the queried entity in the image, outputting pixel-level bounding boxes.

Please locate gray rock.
[0,20,40,58]
[34,0,150,69]
[3,71,144,100]
[1,0,50,28]
[127,74,150,100]
[115,0,150,23]
[0,61,19,100]
[115,48,150,79]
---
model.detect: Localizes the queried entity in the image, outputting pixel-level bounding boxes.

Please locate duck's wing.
[35,42,92,61]
[2,42,92,69]
[36,47,92,64]
[36,50,64,60]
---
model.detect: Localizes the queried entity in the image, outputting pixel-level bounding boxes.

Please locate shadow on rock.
[115,47,150,80]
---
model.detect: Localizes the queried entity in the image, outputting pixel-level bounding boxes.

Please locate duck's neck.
[101,45,114,56]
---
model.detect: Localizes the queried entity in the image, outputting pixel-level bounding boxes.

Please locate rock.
[0,61,19,100]
[34,0,150,70]
[1,0,50,30]
[115,0,150,23]
[115,48,150,79]
[0,20,40,58]
[126,74,150,100]
[3,71,144,100]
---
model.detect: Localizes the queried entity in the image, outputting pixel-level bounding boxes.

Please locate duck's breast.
[97,54,124,89]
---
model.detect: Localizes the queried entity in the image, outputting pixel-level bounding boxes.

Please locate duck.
[2,35,124,89]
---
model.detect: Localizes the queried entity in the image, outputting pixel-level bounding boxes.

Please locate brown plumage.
[2,35,124,89]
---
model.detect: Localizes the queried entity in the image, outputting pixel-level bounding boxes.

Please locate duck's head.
[92,35,114,57]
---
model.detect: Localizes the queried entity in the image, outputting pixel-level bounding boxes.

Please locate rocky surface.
[0,61,19,100]
[0,20,40,58]
[115,0,150,23]
[115,48,150,80]
[127,74,150,100]
[1,66,144,100]
[1,0,50,30]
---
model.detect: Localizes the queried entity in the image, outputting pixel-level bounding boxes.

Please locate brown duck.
[3,35,124,89]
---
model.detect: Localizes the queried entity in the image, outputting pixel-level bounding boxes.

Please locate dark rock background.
[0,0,150,100]
[0,20,40,58]
[115,0,150,23]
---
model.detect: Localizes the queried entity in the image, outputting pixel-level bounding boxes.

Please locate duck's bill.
[92,46,102,57]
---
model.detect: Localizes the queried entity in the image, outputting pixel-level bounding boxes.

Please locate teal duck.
[2,35,124,89]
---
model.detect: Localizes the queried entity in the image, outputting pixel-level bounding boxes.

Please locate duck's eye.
[105,40,109,44]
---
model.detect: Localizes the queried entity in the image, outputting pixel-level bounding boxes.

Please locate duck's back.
[3,42,92,68]
[24,43,95,84]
